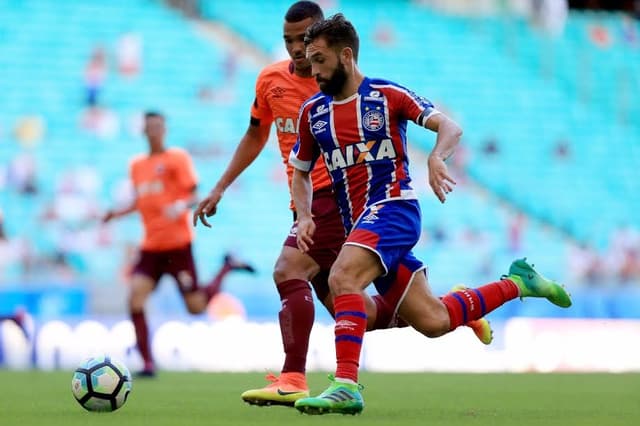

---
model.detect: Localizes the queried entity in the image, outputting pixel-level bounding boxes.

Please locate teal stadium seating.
[1,0,638,320]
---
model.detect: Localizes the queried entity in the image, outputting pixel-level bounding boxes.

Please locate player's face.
[307,39,347,96]
[283,17,315,72]
[144,116,165,144]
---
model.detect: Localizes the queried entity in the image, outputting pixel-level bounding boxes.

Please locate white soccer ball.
[71,355,132,412]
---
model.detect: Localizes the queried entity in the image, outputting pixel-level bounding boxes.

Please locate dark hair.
[304,13,359,61]
[285,1,323,23]
[144,111,164,120]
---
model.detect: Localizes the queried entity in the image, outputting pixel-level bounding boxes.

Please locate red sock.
[371,295,408,330]
[441,278,520,330]
[131,310,153,369]
[334,293,367,383]
[203,263,232,301]
[277,279,315,373]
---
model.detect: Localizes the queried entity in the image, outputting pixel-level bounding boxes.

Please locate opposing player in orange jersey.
[104,112,255,377]
[193,1,491,406]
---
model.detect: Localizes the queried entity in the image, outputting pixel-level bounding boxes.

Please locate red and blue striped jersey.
[290,77,440,232]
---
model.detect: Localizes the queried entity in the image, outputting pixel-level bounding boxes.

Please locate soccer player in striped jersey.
[290,14,572,415]
[194,1,493,407]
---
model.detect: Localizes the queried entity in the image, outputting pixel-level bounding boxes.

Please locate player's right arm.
[291,167,314,253]
[194,70,274,228]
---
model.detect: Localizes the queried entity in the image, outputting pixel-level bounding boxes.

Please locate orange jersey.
[251,59,332,206]
[130,148,197,251]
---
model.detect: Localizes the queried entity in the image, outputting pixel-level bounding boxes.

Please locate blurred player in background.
[104,111,255,377]
[291,14,572,415]
[194,1,491,406]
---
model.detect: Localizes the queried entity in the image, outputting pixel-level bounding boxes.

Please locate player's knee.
[182,292,206,314]
[272,262,291,284]
[273,253,318,284]
[328,268,359,296]
[128,292,146,312]
[185,303,202,315]
[129,275,154,311]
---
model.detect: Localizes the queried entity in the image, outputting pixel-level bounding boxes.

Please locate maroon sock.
[203,263,232,301]
[371,295,408,330]
[441,278,520,330]
[277,279,315,373]
[131,310,153,369]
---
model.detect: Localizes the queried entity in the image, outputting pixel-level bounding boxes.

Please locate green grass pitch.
[1,371,638,426]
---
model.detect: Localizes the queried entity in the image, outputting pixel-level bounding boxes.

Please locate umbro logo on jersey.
[270,87,286,98]
[362,204,384,224]
[362,213,379,224]
[312,120,327,132]
[312,104,329,118]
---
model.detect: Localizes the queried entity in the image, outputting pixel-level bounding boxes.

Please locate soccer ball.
[71,355,132,412]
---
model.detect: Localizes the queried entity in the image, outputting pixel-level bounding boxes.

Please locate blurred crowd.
[1,1,638,293]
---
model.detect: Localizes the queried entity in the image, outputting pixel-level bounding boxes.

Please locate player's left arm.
[395,85,462,203]
[424,113,463,203]
[395,86,462,203]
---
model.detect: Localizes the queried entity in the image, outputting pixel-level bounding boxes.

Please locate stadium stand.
[1,0,638,320]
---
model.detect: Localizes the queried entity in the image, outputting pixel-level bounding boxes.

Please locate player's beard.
[317,61,347,96]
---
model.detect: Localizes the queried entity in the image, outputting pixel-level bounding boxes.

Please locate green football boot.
[506,258,572,308]
[294,376,364,415]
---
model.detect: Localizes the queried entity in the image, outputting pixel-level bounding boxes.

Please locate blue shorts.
[345,200,426,308]
[346,199,423,274]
